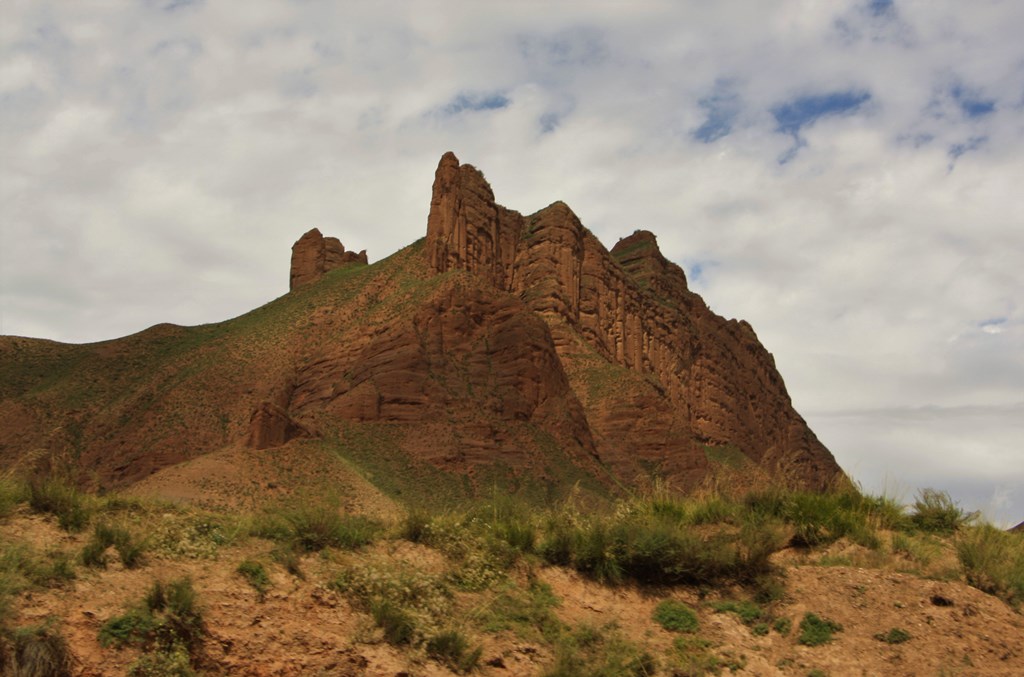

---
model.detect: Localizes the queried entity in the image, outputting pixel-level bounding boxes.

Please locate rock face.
[290,228,367,291]
[422,152,841,488]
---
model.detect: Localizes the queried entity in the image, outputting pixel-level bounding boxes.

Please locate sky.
[2,0,1022,524]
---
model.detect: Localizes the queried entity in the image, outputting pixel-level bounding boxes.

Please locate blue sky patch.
[441,93,511,116]
[772,90,871,136]
[952,85,996,118]
[867,0,895,17]
[693,81,741,143]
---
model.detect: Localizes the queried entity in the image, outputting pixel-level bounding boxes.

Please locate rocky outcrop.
[424,152,842,489]
[290,228,367,291]
[246,402,308,450]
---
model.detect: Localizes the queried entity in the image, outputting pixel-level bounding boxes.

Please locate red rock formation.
[0,152,842,495]
[424,152,842,489]
[290,228,367,291]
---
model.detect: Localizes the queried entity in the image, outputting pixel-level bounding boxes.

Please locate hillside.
[0,152,841,506]
[1,480,1022,676]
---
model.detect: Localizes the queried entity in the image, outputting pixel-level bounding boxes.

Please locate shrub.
[1,624,74,677]
[426,630,482,673]
[100,577,205,665]
[773,617,792,635]
[652,599,699,633]
[236,560,271,601]
[371,599,416,645]
[82,523,145,569]
[255,505,379,553]
[0,477,27,519]
[912,489,974,533]
[28,478,90,532]
[957,524,1024,608]
[798,613,842,646]
[874,627,911,644]
[710,599,763,626]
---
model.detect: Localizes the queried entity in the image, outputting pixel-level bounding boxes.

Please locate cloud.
[1,0,1023,523]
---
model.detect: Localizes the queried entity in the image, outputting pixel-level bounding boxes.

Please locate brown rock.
[246,402,307,449]
[423,152,843,489]
[290,228,367,291]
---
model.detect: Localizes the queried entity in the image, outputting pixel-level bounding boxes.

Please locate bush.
[957,524,1024,608]
[82,523,145,569]
[912,489,974,533]
[255,505,379,553]
[28,478,90,532]
[710,599,763,625]
[798,613,842,646]
[426,630,481,673]
[652,599,699,633]
[100,577,205,666]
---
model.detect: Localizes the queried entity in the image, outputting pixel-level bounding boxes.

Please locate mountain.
[0,152,842,503]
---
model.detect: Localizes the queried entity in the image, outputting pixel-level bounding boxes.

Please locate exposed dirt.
[4,509,1022,676]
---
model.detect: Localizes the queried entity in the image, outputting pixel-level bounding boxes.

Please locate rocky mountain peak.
[289,227,367,291]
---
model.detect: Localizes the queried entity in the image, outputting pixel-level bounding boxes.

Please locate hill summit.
[0,152,842,501]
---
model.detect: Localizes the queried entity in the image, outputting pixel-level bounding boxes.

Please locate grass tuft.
[652,599,699,633]
[236,560,271,601]
[798,613,842,646]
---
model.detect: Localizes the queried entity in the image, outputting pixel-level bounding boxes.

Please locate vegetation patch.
[254,502,380,553]
[912,489,975,534]
[874,627,912,644]
[99,577,206,670]
[236,559,271,601]
[0,623,74,677]
[28,478,91,532]
[543,623,656,677]
[957,524,1024,608]
[798,613,843,646]
[652,599,699,633]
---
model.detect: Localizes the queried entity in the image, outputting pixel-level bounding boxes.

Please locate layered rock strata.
[423,152,840,488]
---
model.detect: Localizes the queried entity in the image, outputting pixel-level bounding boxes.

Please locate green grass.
[99,577,205,668]
[542,624,657,677]
[874,627,912,644]
[957,524,1024,608]
[652,600,699,633]
[253,502,380,553]
[480,581,563,643]
[709,599,763,625]
[27,478,91,532]
[236,560,271,601]
[911,489,975,534]
[82,522,146,569]
[426,630,482,673]
[798,613,843,646]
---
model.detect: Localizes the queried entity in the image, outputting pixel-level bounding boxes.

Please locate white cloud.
[1,0,1022,522]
